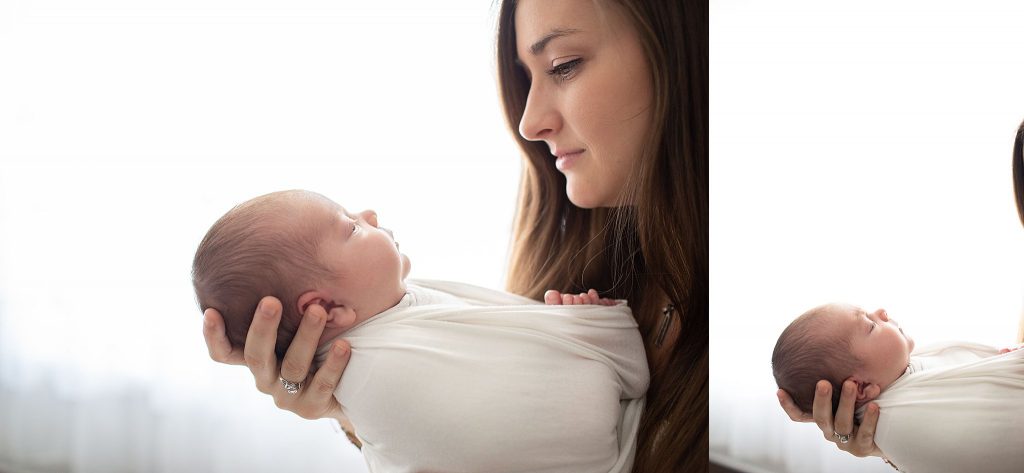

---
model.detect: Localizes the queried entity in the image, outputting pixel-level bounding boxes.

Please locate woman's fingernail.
[818,383,828,395]
[334,342,348,356]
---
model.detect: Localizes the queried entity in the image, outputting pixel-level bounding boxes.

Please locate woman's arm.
[203,296,354,425]
[776,379,883,458]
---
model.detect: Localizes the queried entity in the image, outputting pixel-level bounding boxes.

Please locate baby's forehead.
[800,304,854,338]
[267,192,341,233]
[810,303,861,321]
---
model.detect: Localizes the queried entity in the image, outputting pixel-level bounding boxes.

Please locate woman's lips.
[555,150,584,172]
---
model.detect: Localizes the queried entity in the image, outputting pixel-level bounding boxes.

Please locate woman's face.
[514,0,653,209]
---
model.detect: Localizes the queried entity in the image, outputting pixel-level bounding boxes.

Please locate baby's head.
[772,303,915,415]
[192,190,411,359]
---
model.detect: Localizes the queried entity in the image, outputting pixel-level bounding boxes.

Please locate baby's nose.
[359,210,378,227]
[875,308,889,322]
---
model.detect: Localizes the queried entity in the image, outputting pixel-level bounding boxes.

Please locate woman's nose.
[359,210,378,227]
[518,87,561,142]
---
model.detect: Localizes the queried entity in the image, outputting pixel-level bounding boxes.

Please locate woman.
[202,0,707,470]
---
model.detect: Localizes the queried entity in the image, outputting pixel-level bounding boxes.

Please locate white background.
[0,1,521,472]
[711,1,1024,471]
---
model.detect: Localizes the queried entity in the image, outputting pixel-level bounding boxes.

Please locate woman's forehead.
[514,0,600,49]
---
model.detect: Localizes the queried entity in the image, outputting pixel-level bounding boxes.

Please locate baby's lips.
[379,226,399,247]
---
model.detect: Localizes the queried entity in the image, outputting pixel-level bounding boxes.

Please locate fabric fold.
[317,279,649,473]
[867,342,1024,473]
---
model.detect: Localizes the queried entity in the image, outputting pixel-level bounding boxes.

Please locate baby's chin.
[401,253,412,279]
[903,332,915,353]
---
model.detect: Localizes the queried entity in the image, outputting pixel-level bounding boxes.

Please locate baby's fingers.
[544,290,562,305]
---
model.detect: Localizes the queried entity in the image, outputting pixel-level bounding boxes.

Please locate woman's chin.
[565,183,603,209]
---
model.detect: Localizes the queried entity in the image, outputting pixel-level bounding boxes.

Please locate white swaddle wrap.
[317,279,649,473]
[866,342,1024,473]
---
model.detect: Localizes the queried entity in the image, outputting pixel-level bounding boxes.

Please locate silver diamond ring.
[280,377,302,395]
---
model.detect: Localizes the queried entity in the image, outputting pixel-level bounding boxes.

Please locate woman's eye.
[547,58,582,83]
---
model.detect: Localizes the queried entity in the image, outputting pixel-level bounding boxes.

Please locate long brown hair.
[496,1,708,471]
[1013,119,1024,344]
[1013,119,1024,227]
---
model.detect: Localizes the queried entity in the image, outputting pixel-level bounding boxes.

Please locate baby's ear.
[297,291,358,329]
[324,304,357,330]
[297,290,330,317]
[845,376,882,402]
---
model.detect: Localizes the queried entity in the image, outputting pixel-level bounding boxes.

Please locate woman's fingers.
[783,380,882,457]
[293,339,351,420]
[280,303,328,385]
[243,296,284,393]
[203,308,245,365]
[777,389,812,423]
[833,380,858,440]
[811,380,836,438]
[851,402,881,457]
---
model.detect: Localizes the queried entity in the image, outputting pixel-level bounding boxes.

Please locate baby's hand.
[544,289,616,306]
[999,345,1022,354]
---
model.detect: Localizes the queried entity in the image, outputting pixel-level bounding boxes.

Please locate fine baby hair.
[192,190,336,360]
[772,304,862,416]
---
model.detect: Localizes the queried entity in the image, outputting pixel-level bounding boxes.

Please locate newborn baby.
[772,303,1024,473]
[192,190,649,473]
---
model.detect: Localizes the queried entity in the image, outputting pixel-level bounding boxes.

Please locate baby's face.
[305,196,411,317]
[828,303,915,390]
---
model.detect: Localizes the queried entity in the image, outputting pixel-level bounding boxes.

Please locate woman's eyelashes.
[547,57,583,83]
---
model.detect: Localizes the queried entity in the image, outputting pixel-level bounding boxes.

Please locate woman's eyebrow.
[529,28,581,55]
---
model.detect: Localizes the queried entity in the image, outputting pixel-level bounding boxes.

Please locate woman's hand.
[776,380,883,458]
[203,296,351,421]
